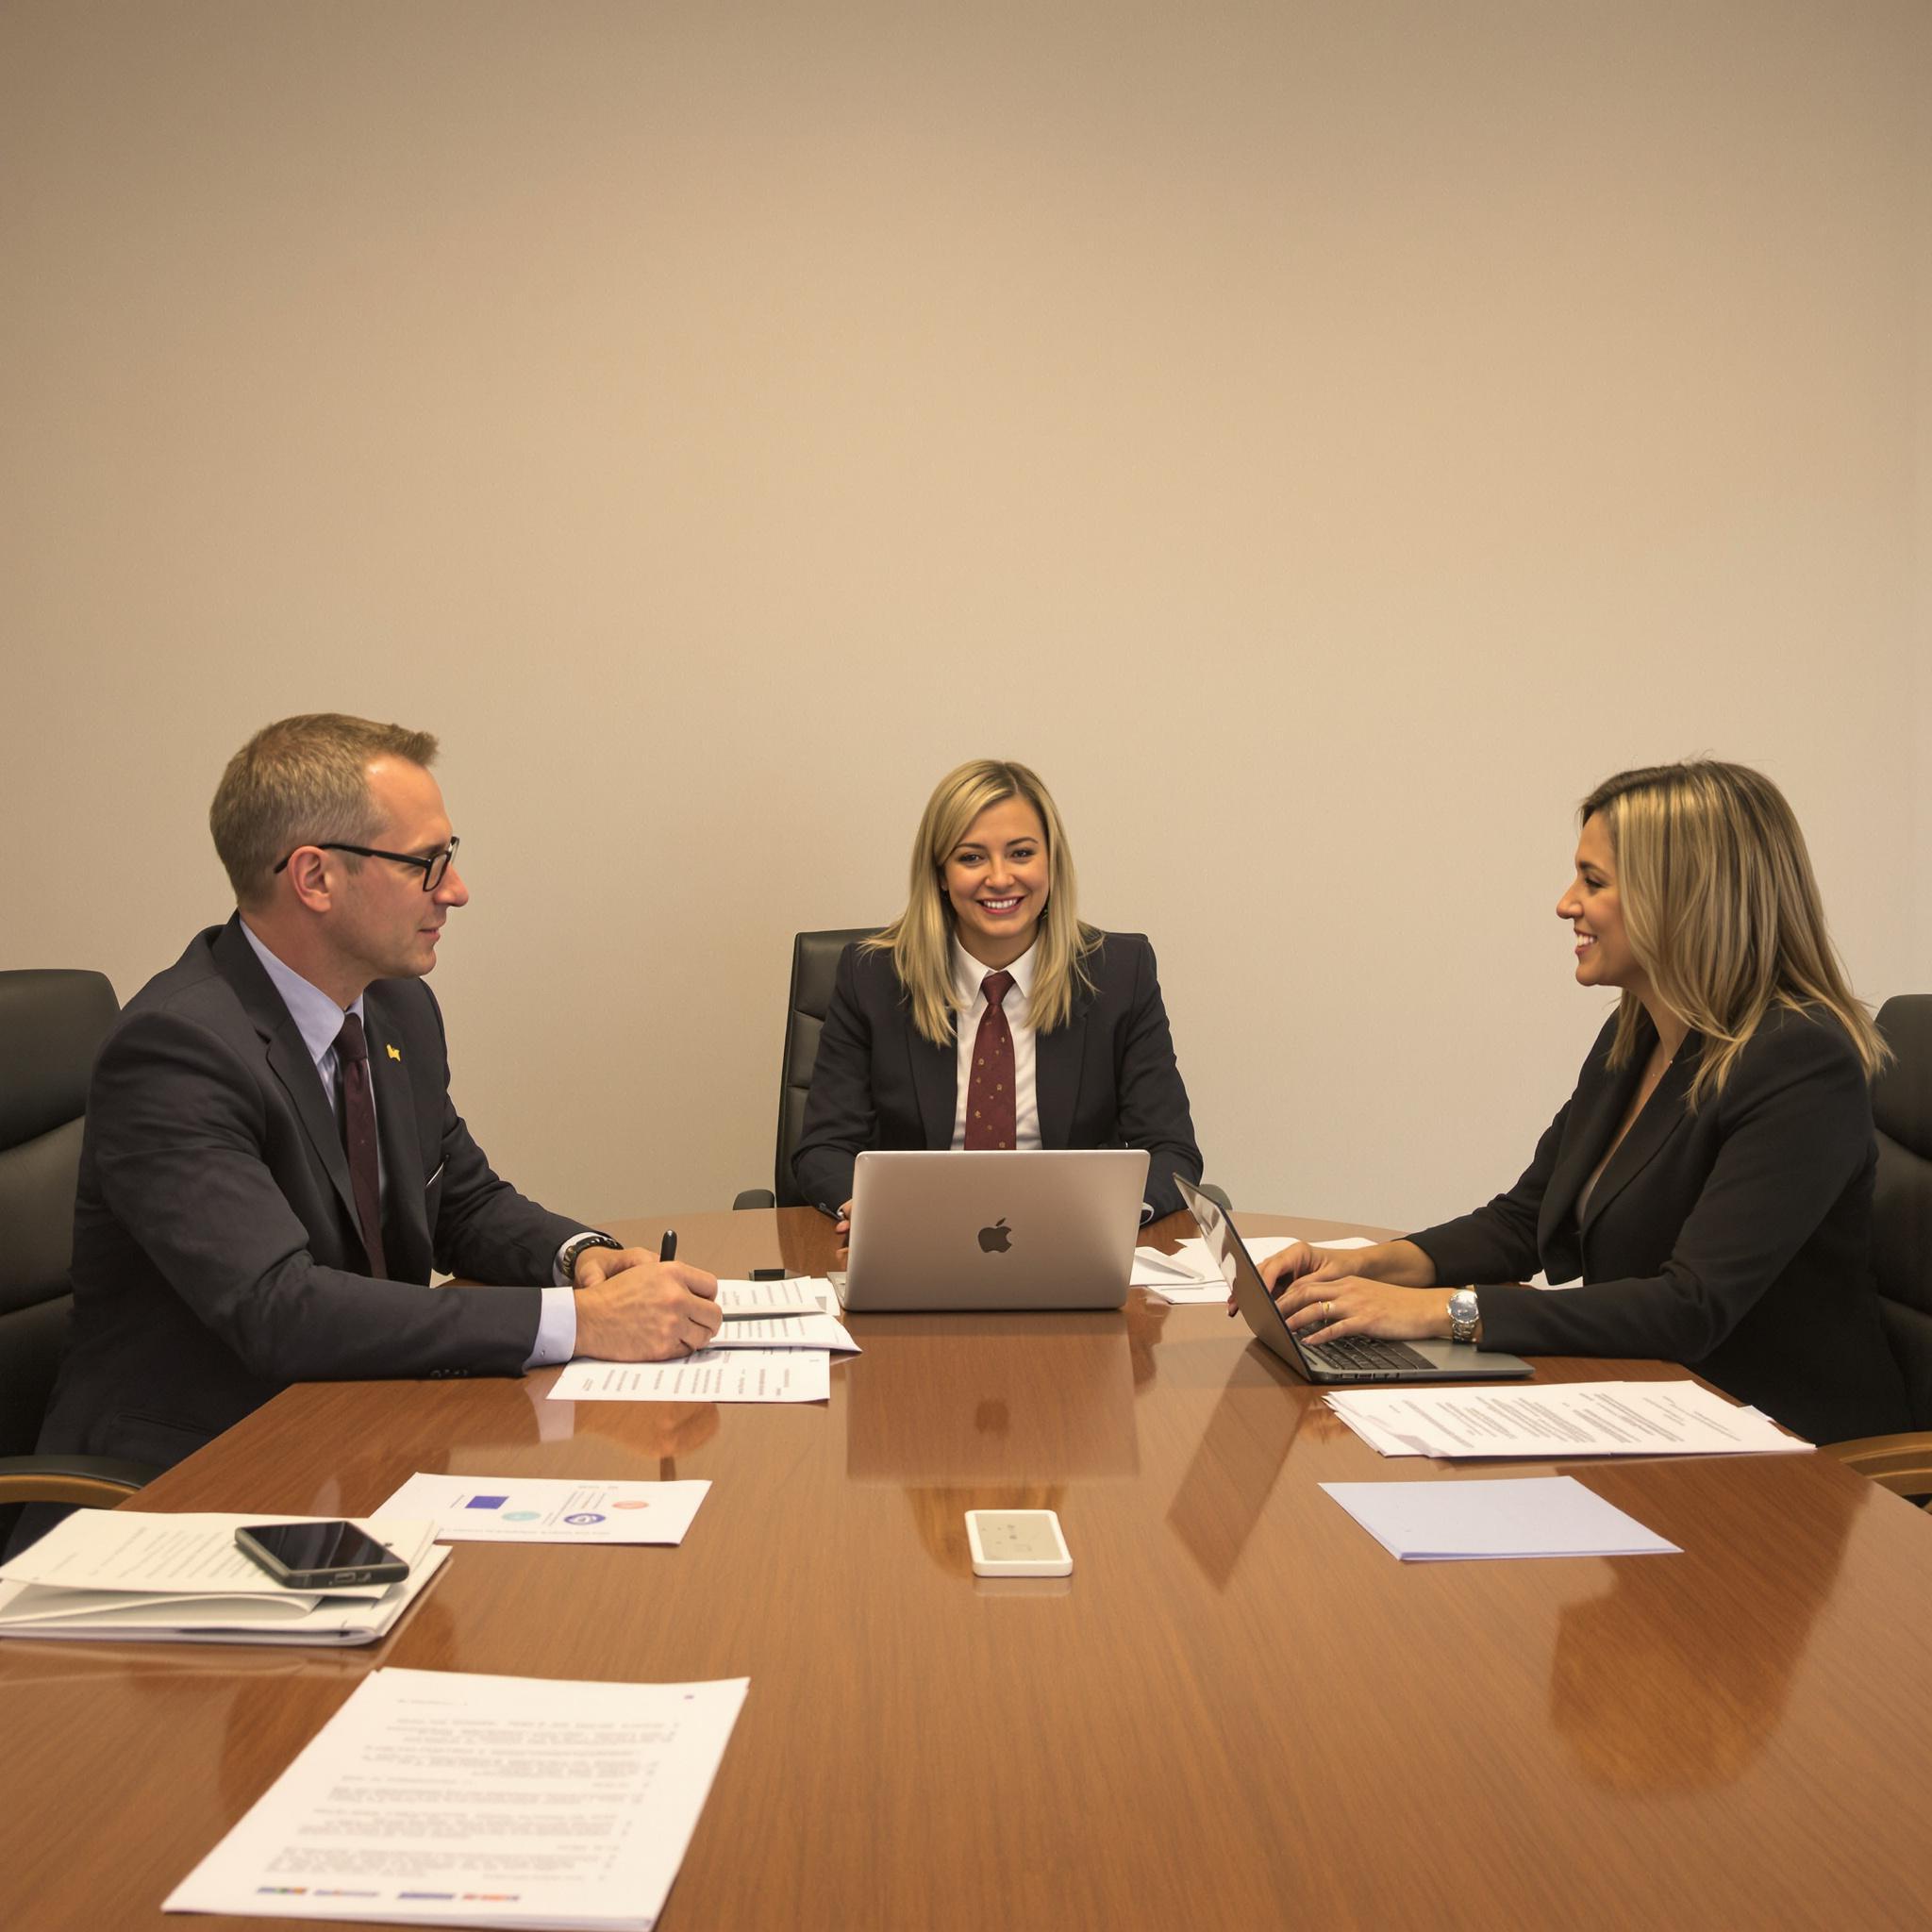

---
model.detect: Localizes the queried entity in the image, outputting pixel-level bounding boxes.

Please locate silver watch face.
[1449,1289,1479,1327]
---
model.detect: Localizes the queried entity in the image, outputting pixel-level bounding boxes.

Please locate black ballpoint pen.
[659,1229,677,1262]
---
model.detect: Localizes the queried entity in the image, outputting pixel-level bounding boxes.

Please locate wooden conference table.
[4,1208,1931,1931]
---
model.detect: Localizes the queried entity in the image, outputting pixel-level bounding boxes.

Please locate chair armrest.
[0,1454,162,1509]
[733,1188,776,1211]
[1196,1181,1232,1212]
[1822,1433,1932,1507]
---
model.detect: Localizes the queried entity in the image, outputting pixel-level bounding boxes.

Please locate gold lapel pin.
[386,1043,402,1061]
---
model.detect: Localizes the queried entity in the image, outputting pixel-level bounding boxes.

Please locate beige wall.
[4,0,1927,1232]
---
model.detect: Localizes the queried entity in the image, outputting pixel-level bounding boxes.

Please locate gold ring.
[1323,1301,1332,1319]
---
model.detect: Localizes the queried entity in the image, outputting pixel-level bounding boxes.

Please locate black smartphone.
[234,1521,409,1589]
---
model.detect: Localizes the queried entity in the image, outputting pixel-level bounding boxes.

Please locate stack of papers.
[0,1512,447,1647]
[1135,1235,1374,1303]
[1321,1476,1680,1560]
[715,1277,828,1316]
[165,1666,747,1928]
[1324,1380,1814,1459]
[706,1309,857,1351]
[553,1279,858,1404]
[373,1474,711,1544]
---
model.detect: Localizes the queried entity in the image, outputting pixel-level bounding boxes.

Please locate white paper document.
[1323,1380,1814,1460]
[551,1349,831,1404]
[372,1474,711,1545]
[1321,1476,1681,1560]
[701,1310,858,1352]
[164,1666,748,1929]
[0,1512,447,1647]
[1137,1234,1375,1302]
[715,1277,828,1317]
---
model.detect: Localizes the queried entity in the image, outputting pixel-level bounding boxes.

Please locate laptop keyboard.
[1303,1333,1436,1374]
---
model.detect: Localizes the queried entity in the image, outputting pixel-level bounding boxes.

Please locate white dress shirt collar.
[951,934,1039,1010]
[239,917,366,1067]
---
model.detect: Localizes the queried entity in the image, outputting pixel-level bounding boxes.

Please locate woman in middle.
[792,758,1203,1224]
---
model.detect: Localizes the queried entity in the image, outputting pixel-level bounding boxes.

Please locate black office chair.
[731,928,1234,1216]
[1825,993,1932,1507]
[734,928,874,1210]
[0,970,159,1548]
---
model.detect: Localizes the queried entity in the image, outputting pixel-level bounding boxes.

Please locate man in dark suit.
[36,712,721,1474]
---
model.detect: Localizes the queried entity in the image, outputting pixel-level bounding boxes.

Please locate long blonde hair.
[1582,760,1888,1103]
[867,759,1099,1045]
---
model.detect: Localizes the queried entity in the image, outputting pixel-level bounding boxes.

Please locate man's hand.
[572,1247,722,1361]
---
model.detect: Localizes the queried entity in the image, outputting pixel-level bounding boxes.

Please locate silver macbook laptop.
[836,1149,1149,1311]
[1176,1176,1534,1384]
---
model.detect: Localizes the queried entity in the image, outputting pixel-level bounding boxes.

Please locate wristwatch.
[1447,1286,1481,1345]
[558,1231,624,1284]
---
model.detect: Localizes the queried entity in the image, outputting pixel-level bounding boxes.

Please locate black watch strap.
[560,1232,623,1282]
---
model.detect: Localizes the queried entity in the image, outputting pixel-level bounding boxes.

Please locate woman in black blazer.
[1252,759,1907,1445]
[793,758,1202,1224]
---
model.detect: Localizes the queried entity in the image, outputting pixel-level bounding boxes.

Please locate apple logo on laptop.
[978,1218,1013,1255]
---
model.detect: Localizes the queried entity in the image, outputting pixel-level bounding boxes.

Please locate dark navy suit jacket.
[39,917,579,1471]
[792,931,1203,1221]
[1408,1006,1908,1445]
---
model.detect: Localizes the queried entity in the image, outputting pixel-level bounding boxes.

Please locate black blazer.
[1407,1006,1909,1445]
[38,917,581,1471]
[792,932,1203,1221]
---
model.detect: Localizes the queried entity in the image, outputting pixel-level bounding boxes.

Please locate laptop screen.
[1174,1176,1315,1377]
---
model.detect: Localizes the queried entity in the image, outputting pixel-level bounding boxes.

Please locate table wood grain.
[4,1208,1929,1930]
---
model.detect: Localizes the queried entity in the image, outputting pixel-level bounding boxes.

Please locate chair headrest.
[1874,995,1932,1161]
[0,971,121,1150]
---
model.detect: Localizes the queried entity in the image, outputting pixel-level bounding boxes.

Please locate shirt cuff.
[524,1285,579,1370]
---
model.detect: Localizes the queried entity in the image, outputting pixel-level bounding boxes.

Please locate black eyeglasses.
[272,836,460,891]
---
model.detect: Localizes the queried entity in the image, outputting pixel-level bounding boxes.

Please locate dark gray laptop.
[1176,1176,1534,1384]
[836,1149,1148,1311]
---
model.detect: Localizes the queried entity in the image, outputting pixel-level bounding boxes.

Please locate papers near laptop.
[1322,1477,1680,1561]
[374,1474,710,1544]
[164,1667,747,1929]
[550,1302,853,1405]
[552,1349,831,1403]
[0,1512,445,1648]
[716,1277,831,1317]
[1135,1235,1375,1303]
[1324,1380,1813,1459]
[705,1310,858,1351]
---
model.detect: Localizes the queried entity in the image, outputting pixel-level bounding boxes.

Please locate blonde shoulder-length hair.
[866,759,1100,1046]
[1583,759,1888,1104]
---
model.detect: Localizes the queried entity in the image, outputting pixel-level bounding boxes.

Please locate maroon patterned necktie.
[333,1012,389,1279]
[964,970,1017,1151]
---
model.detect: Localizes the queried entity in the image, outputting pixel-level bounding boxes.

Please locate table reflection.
[1125,1291,1172,1391]
[844,1316,1138,1485]
[1548,1470,1861,1790]
[1165,1348,1310,1590]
